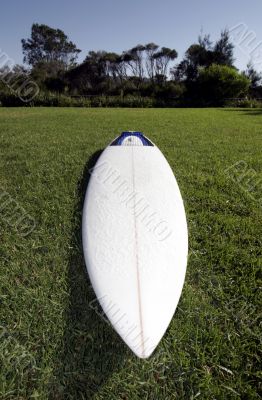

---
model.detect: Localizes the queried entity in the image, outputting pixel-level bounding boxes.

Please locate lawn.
[0,107,261,400]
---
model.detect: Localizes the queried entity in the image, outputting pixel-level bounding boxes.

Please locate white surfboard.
[82,132,188,358]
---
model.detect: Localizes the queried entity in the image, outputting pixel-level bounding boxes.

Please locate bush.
[0,92,92,107]
[197,64,251,106]
[30,93,92,107]
[89,95,154,108]
[1,89,259,109]
[224,98,262,108]
[0,92,155,107]
[0,93,26,106]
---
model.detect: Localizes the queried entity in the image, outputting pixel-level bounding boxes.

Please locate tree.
[123,45,145,80]
[67,51,110,94]
[171,34,213,82]
[198,33,212,52]
[213,29,234,66]
[198,64,250,105]
[22,24,81,68]
[0,64,29,95]
[30,60,64,82]
[144,43,159,81]
[154,47,178,77]
[244,62,262,88]
[172,30,235,83]
[102,52,128,83]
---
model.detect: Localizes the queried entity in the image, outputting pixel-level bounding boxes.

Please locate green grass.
[0,107,261,400]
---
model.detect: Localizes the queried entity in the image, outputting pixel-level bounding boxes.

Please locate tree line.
[1,23,262,107]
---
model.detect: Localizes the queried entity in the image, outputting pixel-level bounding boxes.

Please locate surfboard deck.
[82,132,188,358]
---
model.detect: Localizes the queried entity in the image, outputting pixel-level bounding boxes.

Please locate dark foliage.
[1,24,261,107]
[22,24,81,67]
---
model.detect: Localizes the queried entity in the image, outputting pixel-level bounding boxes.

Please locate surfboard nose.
[122,134,144,146]
[111,131,154,146]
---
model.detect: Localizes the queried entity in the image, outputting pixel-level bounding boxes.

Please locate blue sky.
[1,0,262,71]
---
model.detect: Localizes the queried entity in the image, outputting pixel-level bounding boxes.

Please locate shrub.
[0,93,26,106]
[198,64,251,106]
[89,95,154,108]
[224,98,262,108]
[0,92,92,107]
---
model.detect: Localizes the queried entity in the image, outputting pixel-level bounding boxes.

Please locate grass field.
[0,107,261,400]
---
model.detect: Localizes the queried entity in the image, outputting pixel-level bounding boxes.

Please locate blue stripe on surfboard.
[111,132,154,146]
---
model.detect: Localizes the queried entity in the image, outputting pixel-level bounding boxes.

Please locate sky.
[1,0,262,72]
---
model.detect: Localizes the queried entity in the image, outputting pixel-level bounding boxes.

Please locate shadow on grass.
[50,150,127,399]
[220,108,262,116]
